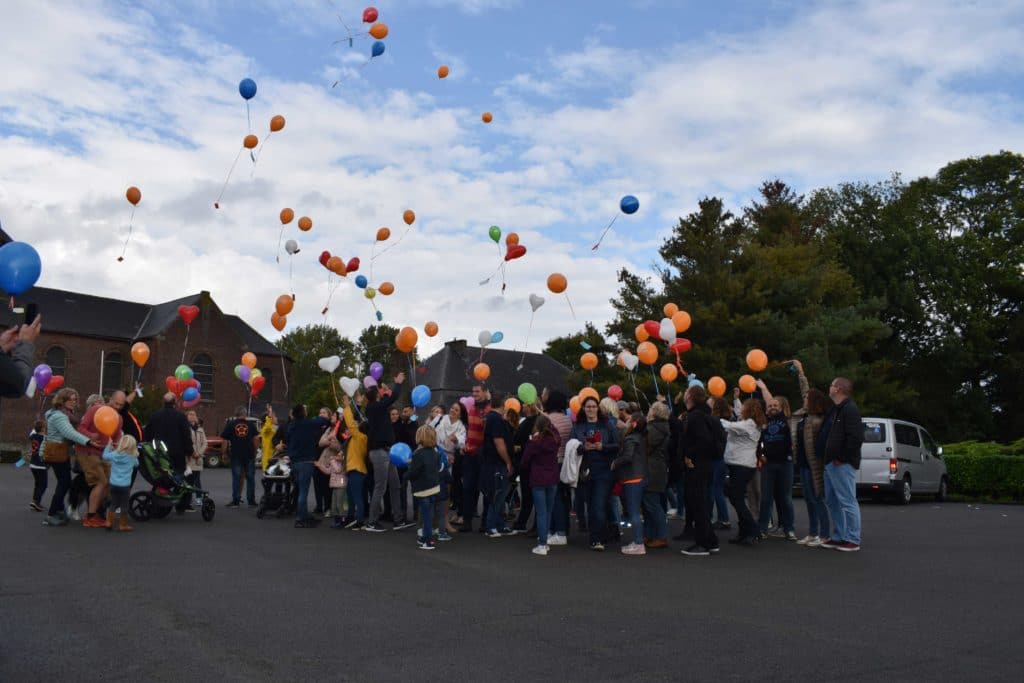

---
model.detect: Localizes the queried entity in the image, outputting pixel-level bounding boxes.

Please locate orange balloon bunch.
[271,294,293,332]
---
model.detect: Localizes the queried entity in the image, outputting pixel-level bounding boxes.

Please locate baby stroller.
[257,455,297,519]
[129,440,216,522]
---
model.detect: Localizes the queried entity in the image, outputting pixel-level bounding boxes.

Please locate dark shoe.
[680,544,711,557]
[29,502,44,512]
[713,521,732,530]
[644,538,668,549]
[363,523,387,533]
[348,521,364,530]
[248,501,258,508]
[728,536,755,546]
[589,542,605,552]
[393,521,416,531]
[330,518,345,529]
[820,537,842,549]
[226,501,240,508]
[836,542,860,552]
[294,520,310,528]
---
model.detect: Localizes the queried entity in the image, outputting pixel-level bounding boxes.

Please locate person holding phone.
[0,313,41,398]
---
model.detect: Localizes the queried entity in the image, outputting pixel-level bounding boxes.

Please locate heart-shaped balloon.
[340,377,361,397]
[670,338,692,354]
[643,320,661,341]
[620,351,639,372]
[504,244,527,261]
[178,305,200,326]
[43,375,65,396]
[346,257,360,273]
[318,355,341,373]
[659,317,675,344]
[529,294,545,312]
[319,251,331,267]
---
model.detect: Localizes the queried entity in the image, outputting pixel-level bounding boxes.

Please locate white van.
[859,418,948,504]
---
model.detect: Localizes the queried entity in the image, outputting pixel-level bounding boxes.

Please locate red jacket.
[464,404,488,456]
[77,402,123,457]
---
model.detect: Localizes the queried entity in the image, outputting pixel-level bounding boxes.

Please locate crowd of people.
[8,320,863,553]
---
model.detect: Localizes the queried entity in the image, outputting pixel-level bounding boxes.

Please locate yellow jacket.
[260,416,277,471]
[342,405,368,474]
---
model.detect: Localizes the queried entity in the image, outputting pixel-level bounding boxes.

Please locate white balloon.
[529,294,545,312]
[339,377,361,397]
[318,355,341,373]
[659,317,675,344]
[621,351,639,372]
[285,239,299,255]
[478,330,492,347]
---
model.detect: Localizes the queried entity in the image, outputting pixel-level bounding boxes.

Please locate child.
[28,421,47,511]
[329,447,348,528]
[407,425,441,550]
[102,435,139,532]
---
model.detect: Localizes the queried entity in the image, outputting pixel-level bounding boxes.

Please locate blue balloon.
[371,41,385,58]
[687,375,705,389]
[239,78,257,100]
[0,241,42,296]
[389,442,412,467]
[411,384,431,408]
[355,275,368,289]
[182,387,199,402]
[620,195,639,215]
[375,311,383,321]
[490,331,504,344]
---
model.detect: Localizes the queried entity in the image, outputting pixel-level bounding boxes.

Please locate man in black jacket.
[364,372,413,532]
[819,377,863,552]
[144,393,194,475]
[679,385,725,556]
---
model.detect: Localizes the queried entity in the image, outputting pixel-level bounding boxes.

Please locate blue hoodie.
[103,444,139,487]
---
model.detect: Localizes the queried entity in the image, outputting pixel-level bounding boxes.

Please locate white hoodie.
[722,418,761,468]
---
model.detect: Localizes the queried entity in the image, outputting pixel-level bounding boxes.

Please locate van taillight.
[889,458,897,474]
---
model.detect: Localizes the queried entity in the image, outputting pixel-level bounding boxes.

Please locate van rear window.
[863,422,886,443]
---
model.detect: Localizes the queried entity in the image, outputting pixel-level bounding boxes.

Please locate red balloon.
[362,6,378,22]
[504,244,527,261]
[185,378,199,389]
[178,305,199,326]
[346,257,360,273]
[643,320,662,341]
[165,376,182,396]
[607,384,623,401]
[319,250,331,267]
[43,375,65,396]
[670,338,692,354]
[250,375,266,397]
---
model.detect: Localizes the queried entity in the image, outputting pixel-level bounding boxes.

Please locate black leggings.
[47,461,71,516]
[31,468,48,505]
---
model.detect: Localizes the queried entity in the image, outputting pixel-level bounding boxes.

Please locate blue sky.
[1,0,1022,360]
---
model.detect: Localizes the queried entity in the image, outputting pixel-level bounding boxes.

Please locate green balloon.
[175,364,193,381]
[488,225,501,243]
[518,382,537,405]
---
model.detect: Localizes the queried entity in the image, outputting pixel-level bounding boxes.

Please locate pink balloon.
[607,385,623,401]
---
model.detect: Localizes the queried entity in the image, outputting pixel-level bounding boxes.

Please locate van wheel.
[898,476,912,505]
[935,476,948,502]
[204,453,221,468]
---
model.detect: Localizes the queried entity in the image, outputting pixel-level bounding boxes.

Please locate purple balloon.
[369,362,384,381]
[33,364,52,387]
[363,376,378,389]
[239,365,251,383]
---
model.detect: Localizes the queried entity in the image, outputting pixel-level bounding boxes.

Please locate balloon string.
[519,310,536,368]
[330,371,339,409]
[408,354,416,388]
[246,100,252,134]
[589,369,594,387]
[650,365,661,402]
[214,147,244,208]
[118,207,136,262]
[275,224,285,263]
[629,371,647,409]
[372,227,412,261]
[288,257,294,296]
[280,350,290,405]
[592,214,618,251]
[181,324,191,364]
[250,132,272,178]
[564,294,576,319]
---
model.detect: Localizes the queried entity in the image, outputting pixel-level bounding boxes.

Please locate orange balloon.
[746,349,768,373]
[379,282,395,296]
[126,186,141,206]
[130,341,150,368]
[269,115,285,132]
[424,321,439,337]
[672,310,691,334]
[243,134,259,149]
[326,256,343,273]
[579,387,599,402]
[298,216,312,231]
[369,22,388,39]
[708,376,726,398]
[569,396,581,414]
[271,312,287,331]
[504,398,521,414]
[580,352,598,370]
[739,375,757,393]
[376,227,391,241]
[635,324,649,343]
[660,363,678,382]
[403,210,416,225]
[663,302,679,317]
[505,232,519,246]
[547,273,567,294]
[396,326,419,353]
[437,65,449,79]
[636,341,659,366]
[94,406,120,437]
[242,352,257,369]
[280,208,294,224]
[473,362,491,381]
[482,112,493,124]
[275,294,294,317]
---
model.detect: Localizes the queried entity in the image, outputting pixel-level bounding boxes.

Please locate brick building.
[0,286,292,454]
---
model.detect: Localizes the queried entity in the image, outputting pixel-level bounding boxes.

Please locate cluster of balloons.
[233,352,265,398]
[31,364,65,397]
[167,364,203,407]
[272,293,293,331]
[0,241,42,297]
[487,226,527,262]
[478,329,504,347]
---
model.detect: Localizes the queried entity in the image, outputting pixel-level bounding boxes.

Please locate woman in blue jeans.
[796,389,829,546]
[571,397,619,552]
[520,415,561,555]
[612,413,648,555]
[42,389,97,526]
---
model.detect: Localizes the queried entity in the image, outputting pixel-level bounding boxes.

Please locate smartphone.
[24,303,38,325]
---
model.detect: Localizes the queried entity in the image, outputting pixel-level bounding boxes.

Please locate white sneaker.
[796,535,814,545]
[531,545,549,556]
[71,507,82,522]
[621,543,646,555]
[806,536,823,547]
[547,533,567,546]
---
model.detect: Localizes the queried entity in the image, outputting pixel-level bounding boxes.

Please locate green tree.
[276,323,358,409]
[543,322,618,392]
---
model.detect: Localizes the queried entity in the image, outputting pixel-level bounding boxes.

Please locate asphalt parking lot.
[2,466,1023,682]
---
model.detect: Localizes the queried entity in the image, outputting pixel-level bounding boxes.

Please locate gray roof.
[418,340,571,401]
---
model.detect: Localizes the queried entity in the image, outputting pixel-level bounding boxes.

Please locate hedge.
[945,454,1024,500]
[943,439,1024,458]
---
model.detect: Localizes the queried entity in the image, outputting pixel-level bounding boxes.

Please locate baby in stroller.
[129,440,216,522]
[257,453,297,519]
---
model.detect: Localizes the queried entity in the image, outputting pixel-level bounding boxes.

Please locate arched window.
[259,367,274,402]
[45,346,67,379]
[192,353,214,400]
[102,352,123,395]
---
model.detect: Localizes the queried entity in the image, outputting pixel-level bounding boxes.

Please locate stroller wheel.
[129,491,152,522]
[201,498,216,522]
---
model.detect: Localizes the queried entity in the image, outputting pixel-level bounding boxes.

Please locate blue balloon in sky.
[0,241,42,296]
[620,195,640,215]
[389,442,411,467]
[355,275,368,289]
[239,78,257,100]
[371,41,385,58]
[411,384,431,408]
[490,331,504,344]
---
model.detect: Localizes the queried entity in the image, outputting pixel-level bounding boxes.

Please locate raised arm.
[754,378,773,403]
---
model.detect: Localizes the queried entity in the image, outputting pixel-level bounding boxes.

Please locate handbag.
[42,440,70,464]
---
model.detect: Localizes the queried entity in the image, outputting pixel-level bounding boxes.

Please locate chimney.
[446,338,467,355]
